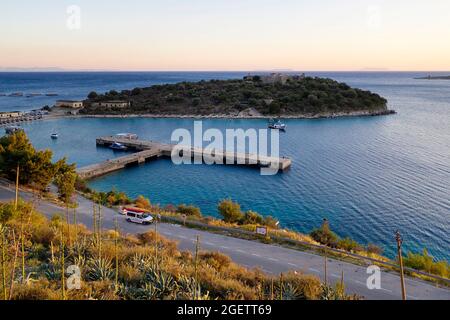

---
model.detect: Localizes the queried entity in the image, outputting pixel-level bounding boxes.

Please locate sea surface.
[1,71,449,260]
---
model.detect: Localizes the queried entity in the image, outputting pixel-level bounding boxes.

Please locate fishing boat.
[109,142,128,151]
[268,119,287,131]
[51,133,58,139]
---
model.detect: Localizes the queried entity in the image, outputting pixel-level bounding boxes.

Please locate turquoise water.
[3,72,450,260]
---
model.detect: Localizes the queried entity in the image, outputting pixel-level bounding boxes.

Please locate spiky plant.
[86,257,114,281]
[281,282,304,300]
[142,267,178,299]
[177,275,210,300]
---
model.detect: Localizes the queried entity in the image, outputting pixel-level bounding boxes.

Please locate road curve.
[0,184,449,300]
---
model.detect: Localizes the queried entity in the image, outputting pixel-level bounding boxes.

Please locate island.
[76,74,394,119]
[414,75,450,80]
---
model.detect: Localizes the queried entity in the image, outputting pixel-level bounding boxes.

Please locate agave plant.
[43,262,62,281]
[142,267,178,299]
[282,282,304,300]
[86,257,114,281]
[130,253,154,270]
[177,275,210,300]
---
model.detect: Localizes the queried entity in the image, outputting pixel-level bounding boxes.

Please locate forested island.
[79,74,394,118]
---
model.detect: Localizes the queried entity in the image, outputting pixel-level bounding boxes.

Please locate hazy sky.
[1,0,450,71]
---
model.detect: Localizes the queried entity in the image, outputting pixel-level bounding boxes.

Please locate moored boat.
[268,119,287,131]
[109,142,128,151]
[51,133,58,139]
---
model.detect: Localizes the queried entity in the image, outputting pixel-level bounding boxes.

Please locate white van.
[125,210,154,225]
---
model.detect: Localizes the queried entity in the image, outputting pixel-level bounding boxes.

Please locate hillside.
[0,200,357,300]
[80,76,392,118]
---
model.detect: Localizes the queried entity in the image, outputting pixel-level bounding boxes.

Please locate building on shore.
[55,100,84,108]
[0,111,24,119]
[91,100,131,108]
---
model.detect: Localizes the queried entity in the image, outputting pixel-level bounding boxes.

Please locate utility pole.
[324,248,328,285]
[395,230,407,300]
[14,163,19,210]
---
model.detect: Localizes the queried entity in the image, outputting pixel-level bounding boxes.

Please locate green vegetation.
[0,131,76,202]
[311,219,383,256]
[81,76,389,117]
[176,204,202,218]
[404,249,450,279]
[0,199,358,300]
[218,199,278,228]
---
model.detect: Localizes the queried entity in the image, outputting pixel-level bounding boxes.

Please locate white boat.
[268,119,287,131]
[110,142,128,151]
[51,133,58,139]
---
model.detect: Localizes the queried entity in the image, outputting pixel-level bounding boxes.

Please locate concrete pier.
[77,135,291,179]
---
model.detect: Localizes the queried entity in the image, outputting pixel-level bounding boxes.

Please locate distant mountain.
[0,67,66,72]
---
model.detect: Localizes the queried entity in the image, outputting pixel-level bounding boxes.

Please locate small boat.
[268,119,287,131]
[109,142,128,151]
[51,133,58,139]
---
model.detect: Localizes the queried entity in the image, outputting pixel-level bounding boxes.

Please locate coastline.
[61,108,396,121]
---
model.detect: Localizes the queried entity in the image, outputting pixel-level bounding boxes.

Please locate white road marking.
[287,262,297,267]
[252,253,261,257]
[221,246,229,250]
[331,273,340,278]
[236,249,245,253]
[353,280,366,286]
[309,268,320,273]
[267,257,278,262]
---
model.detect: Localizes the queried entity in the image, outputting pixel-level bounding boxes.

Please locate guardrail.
[152,213,450,285]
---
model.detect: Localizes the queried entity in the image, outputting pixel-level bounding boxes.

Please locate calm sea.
[1,71,449,260]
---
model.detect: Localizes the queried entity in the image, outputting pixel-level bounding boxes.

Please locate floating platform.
[77,136,291,179]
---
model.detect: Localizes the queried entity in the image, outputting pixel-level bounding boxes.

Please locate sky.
[1,0,450,71]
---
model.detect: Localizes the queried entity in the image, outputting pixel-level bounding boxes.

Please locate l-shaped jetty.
[76,136,292,179]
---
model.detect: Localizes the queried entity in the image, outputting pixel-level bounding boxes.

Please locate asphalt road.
[1,184,449,300]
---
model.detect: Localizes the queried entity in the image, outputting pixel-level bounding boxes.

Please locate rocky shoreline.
[66,108,396,120]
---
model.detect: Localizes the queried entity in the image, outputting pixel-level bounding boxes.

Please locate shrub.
[338,237,363,252]
[241,211,263,225]
[310,219,339,248]
[176,204,201,217]
[135,195,151,210]
[218,199,243,223]
[403,249,449,278]
[367,243,383,255]
[87,91,98,99]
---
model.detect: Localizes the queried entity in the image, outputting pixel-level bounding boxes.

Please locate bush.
[404,249,450,278]
[87,91,98,99]
[310,219,339,248]
[176,204,201,217]
[218,199,243,223]
[241,210,264,225]
[367,243,383,255]
[135,195,151,210]
[338,237,362,252]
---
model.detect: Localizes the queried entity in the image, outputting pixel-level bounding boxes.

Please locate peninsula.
[77,74,394,119]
